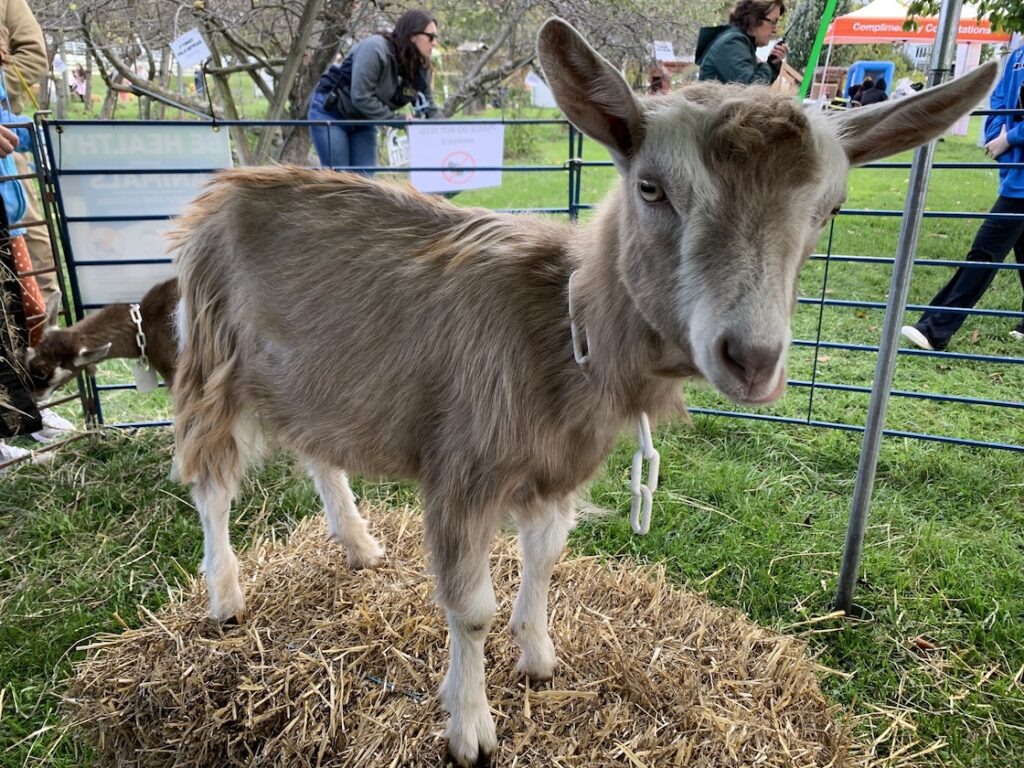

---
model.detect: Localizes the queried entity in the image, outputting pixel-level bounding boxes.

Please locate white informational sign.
[47,123,232,305]
[530,81,557,108]
[407,123,505,194]
[52,55,66,76]
[524,69,557,108]
[951,42,982,137]
[653,41,675,62]
[170,28,211,70]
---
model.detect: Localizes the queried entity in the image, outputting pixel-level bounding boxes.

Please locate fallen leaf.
[911,635,938,653]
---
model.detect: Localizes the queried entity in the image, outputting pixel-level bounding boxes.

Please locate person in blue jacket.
[308,8,440,175]
[0,40,38,340]
[902,44,1024,350]
[696,0,789,85]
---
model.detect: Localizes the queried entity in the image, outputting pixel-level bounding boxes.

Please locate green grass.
[2,110,1022,767]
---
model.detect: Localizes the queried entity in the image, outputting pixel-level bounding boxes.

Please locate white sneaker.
[1011,328,1024,342]
[900,325,934,351]
[0,440,32,463]
[31,408,76,443]
[0,441,54,472]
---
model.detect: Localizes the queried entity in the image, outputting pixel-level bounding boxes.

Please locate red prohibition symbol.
[441,150,476,184]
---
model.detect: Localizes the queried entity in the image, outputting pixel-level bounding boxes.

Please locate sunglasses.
[416,31,438,42]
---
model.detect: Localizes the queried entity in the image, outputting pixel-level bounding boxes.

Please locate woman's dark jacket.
[696,24,781,85]
[314,34,439,120]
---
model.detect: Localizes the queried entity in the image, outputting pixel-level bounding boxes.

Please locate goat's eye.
[638,178,665,203]
[818,206,842,227]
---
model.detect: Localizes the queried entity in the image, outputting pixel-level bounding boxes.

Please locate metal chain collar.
[567,270,660,535]
[129,303,150,371]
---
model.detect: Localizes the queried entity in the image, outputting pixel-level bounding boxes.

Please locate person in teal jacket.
[696,0,789,85]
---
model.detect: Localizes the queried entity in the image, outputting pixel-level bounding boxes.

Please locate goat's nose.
[719,335,784,386]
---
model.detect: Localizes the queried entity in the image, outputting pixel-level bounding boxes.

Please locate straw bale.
[64,505,850,767]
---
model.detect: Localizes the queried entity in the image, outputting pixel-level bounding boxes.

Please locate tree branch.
[442,52,535,118]
[80,11,217,116]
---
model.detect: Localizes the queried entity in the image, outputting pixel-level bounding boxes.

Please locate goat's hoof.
[522,669,553,686]
[445,747,492,768]
[512,631,557,683]
[444,708,496,768]
[344,537,385,570]
[208,587,246,624]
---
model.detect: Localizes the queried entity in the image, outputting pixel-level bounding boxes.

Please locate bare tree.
[31,0,724,165]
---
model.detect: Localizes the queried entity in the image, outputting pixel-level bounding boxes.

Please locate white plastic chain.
[567,270,660,536]
[129,303,149,371]
[629,412,660,535]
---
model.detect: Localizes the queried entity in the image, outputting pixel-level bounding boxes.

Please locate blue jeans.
[308,91,379,176]
[914,195,1024,349]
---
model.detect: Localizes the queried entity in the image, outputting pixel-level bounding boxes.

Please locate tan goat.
[170,19,995,766]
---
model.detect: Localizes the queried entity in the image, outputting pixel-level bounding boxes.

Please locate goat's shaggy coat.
[170,18,996,767]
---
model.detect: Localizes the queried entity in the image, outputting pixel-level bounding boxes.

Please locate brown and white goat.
[26,279,178,400]
[170,19,995,766]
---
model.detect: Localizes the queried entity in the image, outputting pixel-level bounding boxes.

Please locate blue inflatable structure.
[844,60,896,97]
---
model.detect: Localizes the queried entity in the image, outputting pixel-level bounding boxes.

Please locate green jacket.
[696,24,780,86]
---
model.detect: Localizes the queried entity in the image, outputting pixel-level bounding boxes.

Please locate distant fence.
[41,114,1023,450]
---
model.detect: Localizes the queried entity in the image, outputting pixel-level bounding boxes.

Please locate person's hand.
[985,125,1010,160]
[0,126,18,158]
[769,41,789,62]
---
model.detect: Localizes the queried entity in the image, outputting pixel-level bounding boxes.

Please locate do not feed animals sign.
[406,123,505,194]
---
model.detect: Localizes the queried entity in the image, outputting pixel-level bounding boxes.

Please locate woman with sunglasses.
[696,0,788,85]
[309,8,440,175]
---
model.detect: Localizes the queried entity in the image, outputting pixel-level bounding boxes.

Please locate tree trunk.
[84,51,95,112]
[200,19,253,164]
[251,0,321,163]
[54,35,66,119]
[155,48,171,120]
[275,0,361,165]
[100,74,121,119]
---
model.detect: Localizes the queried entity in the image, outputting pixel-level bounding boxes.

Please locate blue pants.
[914,195,1024,349]
[308,91,379,176]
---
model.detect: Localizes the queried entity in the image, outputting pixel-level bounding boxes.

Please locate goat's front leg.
[510,499,575,682]
[194,475,245,622]
[428,501,499,767]
[306,461,383,569]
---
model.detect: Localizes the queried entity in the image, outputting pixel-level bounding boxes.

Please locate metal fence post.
[834,0,965,614]
[567,124,580,222]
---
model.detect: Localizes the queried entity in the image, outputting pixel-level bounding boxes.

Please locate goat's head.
[538,18,996,405]
[24,292,110,400]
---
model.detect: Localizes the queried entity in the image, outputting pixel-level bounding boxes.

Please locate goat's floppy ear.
[829,62,998,166]
[73,343,111,368]
[537,17,644,170]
